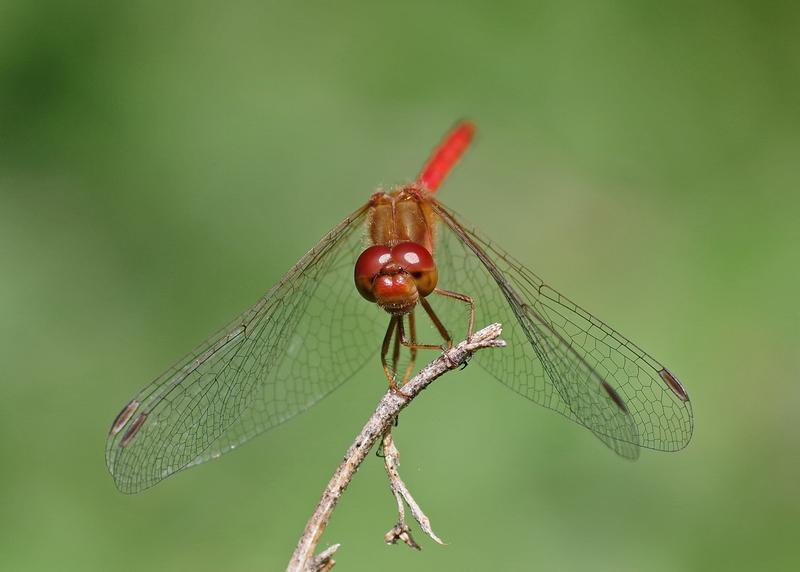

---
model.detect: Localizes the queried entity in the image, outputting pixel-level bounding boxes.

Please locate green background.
[2,1,798,570]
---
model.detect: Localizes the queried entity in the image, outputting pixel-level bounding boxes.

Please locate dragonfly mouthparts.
[373,271,419,315]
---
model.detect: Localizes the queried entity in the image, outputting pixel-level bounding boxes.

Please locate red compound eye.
[391,242,438,297]
[354,245,392,301]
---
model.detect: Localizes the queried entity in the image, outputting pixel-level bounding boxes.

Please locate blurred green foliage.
[1,1,798,570]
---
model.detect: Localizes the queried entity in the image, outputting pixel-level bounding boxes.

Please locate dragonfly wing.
[430,201,693,457]
[106,205,385,493]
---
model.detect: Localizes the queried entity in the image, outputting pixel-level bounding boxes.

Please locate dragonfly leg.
[398,311,424,385]
[383,316,414,397]
[391,316,401,381]
[398,310,443,352]
[397,307,459,384]
[417,297,464,368]
[402,312,417,384]
[381,315,401,393]
[419,297,453,349]
[433,287,475,342]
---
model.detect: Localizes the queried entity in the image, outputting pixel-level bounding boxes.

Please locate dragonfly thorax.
[354,241,438,315]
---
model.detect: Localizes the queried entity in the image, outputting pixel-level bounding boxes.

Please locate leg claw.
[389,383,411,398]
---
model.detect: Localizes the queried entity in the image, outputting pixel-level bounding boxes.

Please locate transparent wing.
[106,205,386,493]
[429,201,693,458]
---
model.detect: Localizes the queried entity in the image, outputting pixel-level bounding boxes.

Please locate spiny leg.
[381,315,401,392]
[434,287,475,341]
[419,297,453,349]
[391,315,401,380]
[401,311,419,385]
[416,297,469,369]
[398,308,446,353]
[400,296,473,374]
[395,307,452,390]
[394,315,434,397]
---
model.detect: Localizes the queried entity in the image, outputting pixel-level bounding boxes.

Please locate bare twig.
[307,544,340,572]
[286,323,505,571]
[382,429,444,548]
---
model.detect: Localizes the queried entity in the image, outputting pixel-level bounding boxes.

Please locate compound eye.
[391,242,434,272]
[354,245,392,301]
[391,242,438,297]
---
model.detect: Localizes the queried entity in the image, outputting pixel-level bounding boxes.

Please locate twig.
[307,544,340,572]
[285,323,505,571]
[382,429,444,548]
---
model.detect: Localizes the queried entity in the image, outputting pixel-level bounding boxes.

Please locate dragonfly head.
[354,241,438,315]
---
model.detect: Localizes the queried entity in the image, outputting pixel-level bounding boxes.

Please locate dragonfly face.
[354,241,438,315]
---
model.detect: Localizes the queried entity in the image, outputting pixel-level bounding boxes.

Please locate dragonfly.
[106,121,693,494]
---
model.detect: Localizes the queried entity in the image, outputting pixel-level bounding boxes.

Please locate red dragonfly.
[106,122,693,493]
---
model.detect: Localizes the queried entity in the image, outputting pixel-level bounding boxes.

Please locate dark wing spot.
[110,399,140,436]
[601,380,629,413]
[120,413,148,448]
[658,368,689,402]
